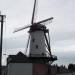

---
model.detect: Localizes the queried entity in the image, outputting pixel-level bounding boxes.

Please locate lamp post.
[0,12,6,75]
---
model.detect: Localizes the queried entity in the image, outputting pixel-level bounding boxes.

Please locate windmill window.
[32,38,35,42]
[35,45,38,49]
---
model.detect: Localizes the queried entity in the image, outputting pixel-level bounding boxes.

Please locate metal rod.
[0,13,5,75]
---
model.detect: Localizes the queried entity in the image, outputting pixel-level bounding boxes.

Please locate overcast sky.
[0,0,75,66]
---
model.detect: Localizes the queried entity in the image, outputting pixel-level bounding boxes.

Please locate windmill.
[5,0,57,75]
[14,0,57,63]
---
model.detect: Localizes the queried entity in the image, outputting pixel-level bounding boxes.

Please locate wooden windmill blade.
[31,0,39,24]
[13,24,31,33]
[36,17,53,25]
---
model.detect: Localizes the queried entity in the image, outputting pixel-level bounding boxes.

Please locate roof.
[7,52,57,64]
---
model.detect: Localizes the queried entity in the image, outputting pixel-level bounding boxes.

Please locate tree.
[68,64,75,72]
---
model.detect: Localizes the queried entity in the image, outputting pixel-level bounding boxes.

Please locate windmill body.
[29,23,48,57]
[30,30,46,57]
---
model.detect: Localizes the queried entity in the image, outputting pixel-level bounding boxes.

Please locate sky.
[0,0,75,66]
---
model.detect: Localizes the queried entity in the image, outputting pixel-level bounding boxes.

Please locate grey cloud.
[3,36,28,49]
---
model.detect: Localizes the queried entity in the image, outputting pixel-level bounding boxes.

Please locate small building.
[6,52,56,75]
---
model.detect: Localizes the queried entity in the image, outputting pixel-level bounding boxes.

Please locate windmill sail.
[37,17,53,25]
[13,24,31,33]
[31,0,39,24]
